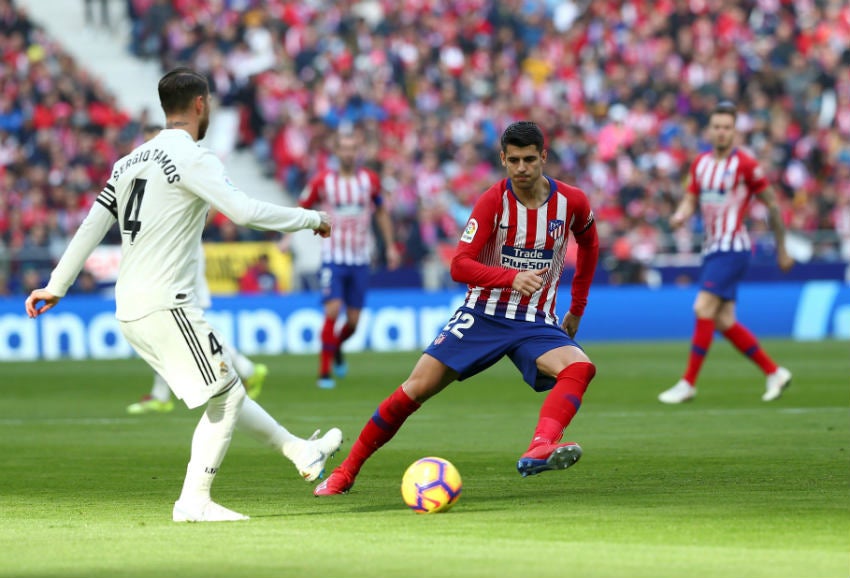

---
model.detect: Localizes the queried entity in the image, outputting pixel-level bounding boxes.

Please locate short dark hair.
[711,100,737,120]
[158,67,209,115]
[500,121,545,152]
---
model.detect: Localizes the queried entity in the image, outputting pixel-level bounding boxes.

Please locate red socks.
[528,362,596,450]
[319,317,335,376]
[319,319,357,376]
[338,322,356,345]
[723,322,778,375]
[683,318,715,385]
[341,386,421,476]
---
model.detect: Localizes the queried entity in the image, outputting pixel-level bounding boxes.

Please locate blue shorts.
[699,251,750,301]
[423,307,582,392]
[320,263,370,308]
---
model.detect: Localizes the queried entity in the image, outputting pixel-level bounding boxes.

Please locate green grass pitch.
[0,339,847,578]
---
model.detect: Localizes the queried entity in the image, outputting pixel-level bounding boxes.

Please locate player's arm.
[374,201,401,270]
[670,186,698,230]
[189,152,330,237]
[26,191,117,318]
[562,198,599,338]
[759,185,794,272]
[450,188,520,290]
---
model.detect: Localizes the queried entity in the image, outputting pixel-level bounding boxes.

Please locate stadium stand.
[2,0,849,293]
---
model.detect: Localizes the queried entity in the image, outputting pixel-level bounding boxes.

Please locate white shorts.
[119,307,238,409]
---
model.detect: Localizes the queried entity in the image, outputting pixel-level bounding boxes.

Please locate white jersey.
[46,129,321,321]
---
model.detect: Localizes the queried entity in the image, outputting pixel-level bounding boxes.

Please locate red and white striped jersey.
[688,148,769,255]
[300,168,383,265]
[453,177,595,325]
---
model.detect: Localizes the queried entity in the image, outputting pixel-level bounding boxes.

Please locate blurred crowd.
[2,0,850,294]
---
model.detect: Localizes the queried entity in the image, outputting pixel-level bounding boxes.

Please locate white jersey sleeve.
[45,200,116,297]
[187,150,321,232]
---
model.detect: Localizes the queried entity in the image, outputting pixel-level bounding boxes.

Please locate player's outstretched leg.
[235,397,343,480]
[315,386,421,496]
[287,428,344,482]
[722,322,791,401]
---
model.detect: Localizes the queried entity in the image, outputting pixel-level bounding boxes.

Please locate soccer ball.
[401,457,462,514]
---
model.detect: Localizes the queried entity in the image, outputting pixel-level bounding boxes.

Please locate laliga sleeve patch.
[460,218,478,243]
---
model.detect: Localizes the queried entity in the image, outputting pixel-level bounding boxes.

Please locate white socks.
[177,381,245,507]
[236,397,302,458]
[150,372,172,403]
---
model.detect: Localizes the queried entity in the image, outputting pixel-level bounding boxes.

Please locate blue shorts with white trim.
[423,307,581,392]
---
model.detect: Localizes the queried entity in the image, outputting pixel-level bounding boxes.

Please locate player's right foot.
[289,428,343,482]
[313,467,355,496]
[517,442,582,477]
[172,500,249,522]
[317,374,335,389]
[762,367,792,401]
[244,363,267,400]
[333,349,348,378]
[126,395,174,415]
[658,379,696,404]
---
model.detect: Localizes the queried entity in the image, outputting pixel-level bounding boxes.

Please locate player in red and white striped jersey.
[315,121,600,496]
[299,133,400,389]
[659,101,794,404]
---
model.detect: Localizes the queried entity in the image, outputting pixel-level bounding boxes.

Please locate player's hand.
[561,312,582,339]
[314,211,332,238]
[278,234,292,253]
[777,250,794,273]
[386,244,402,270]
[670,213,686,230]
[512,268,547,297]
[25,288,60,318]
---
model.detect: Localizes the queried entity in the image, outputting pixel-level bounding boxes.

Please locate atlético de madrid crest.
[547,219,564,239]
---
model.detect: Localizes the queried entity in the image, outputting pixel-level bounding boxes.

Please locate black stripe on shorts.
[170,309,215,385]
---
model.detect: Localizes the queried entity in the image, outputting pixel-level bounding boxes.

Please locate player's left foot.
[314,467,355,496]
[317,375,336,389]
[172,500,249,522]
[762,367,792,401]
[517,442,582,477]
[658,379,696,404]
[126,395,174,415]
[244,363,267,400]
[333,349,348,378]
[289,428,343,482]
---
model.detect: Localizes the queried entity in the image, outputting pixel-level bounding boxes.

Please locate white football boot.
[658,379,697,404]
[762,367,792,401]
[172,500,249,522]
[287,428,343,482]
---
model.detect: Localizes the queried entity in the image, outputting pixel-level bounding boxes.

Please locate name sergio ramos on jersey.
[112,148,181,184]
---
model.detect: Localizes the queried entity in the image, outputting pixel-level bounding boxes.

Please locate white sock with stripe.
[177,382,245,507]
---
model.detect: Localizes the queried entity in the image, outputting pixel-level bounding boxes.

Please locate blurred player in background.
[658,101,794,404]
[315,121,599,496]
[26,67,342,522]
[299,131,400,389]
[126,125,267,414]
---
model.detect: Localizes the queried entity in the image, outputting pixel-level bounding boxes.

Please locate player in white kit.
[25,67,343,522]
